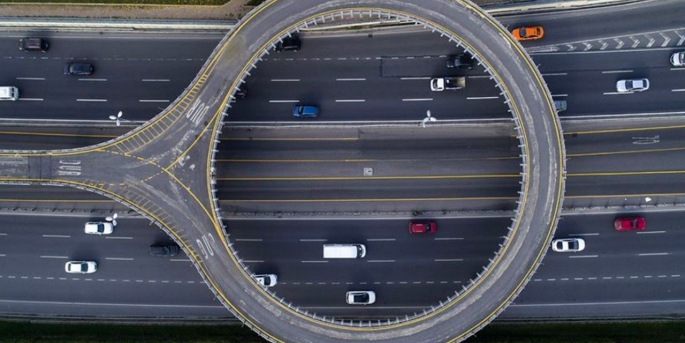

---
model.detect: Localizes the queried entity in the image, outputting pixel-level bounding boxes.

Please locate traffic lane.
[0,185,117,201]
[0,127,121,151]
[569,150,685,174]
[565,173,685,196]
[564,126,685,156]
[532,49,670,74]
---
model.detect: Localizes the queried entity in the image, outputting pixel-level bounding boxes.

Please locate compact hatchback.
[64,62,94,76]
[616,78,649,93]
[149,243,180,257]
[670,51,685,67]
[65,261,97,274]
[614,217,645,231]
[275,36,301,52]
[254,274,278,288]
[512,26,544,41]
[346,291,376,305]
[292,105,319,118]
[409,221,437,234]
[19,37,49,52]
[84,221,114,235]
[446,53,474,69]
[551,238,585,252]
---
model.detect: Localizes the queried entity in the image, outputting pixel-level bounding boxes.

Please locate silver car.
[254,274,278,288]
[65,261,97,274]
[670,51,685,67]
[84,221,114,235]
[616,78,649,93]
[346,291,376,305]
[551,238,586,252]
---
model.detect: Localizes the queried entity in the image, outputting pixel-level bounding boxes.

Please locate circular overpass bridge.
[0,0,565,342]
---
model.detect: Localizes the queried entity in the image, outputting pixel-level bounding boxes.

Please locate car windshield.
[97,223,104,232]
[355,294,368,302]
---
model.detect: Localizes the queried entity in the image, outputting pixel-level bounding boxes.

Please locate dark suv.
[275,36,301,52]
[19,37,49,52]
[149,244,180,257]
[446,53,474,69]
[64,62,94,76]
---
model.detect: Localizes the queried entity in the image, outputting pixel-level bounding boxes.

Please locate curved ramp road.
[0,0,564,342]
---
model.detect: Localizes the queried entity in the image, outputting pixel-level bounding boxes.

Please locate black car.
[149,243,180,257]
[446,53,474,69]
[64,62,94,76]
[275,36,301,52]
[19,37,49,52]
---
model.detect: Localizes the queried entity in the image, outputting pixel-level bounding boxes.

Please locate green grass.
[0,0,230,4]
[1,320,684,343]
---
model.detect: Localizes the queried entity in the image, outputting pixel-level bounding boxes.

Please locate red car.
[409,221,437,234]
[614,217,645,231]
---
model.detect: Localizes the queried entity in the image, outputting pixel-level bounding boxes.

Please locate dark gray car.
[64,62,94,76]
[149,243,180,257]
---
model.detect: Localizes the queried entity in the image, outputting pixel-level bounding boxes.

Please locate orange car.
[512,26,544,41]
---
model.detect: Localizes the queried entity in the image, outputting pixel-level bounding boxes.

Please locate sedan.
[254,274,278,288]
[616,78,649,93]
[551,238,585,252]
[671,51,685,67]
[346,291,376,305]
[409,221,437,234]
[65,261,97,274]
[614,217,645,231]
[64,62,94,76]
[292,105,319,119]
[511,26,544,41]
[84,221,114,235]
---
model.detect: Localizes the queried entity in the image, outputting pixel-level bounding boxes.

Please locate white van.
[0,86,19,101]
[323,244,366,259]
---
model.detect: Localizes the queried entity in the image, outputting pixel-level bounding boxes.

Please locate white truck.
[430,77,466,91]
[0,86,19,101]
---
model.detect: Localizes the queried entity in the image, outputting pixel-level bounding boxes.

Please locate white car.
[254,274,278,288]
[670,51,685,67]
[65,261,97,274]
[346,291,376,305]
[616,78,649,93]
[84,221,114,235]
[551,238,585,253]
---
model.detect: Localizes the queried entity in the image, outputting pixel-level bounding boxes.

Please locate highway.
[0,0,683,340]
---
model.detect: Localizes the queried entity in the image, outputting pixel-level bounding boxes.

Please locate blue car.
[292,105,319,118]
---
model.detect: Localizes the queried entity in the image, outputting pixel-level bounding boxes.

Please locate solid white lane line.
[573,233,600,236]
[335,99,366,102]
[603,92,627,95]
[170,259,191,262]
[78,78,107,81]
[301,260,328,263]
[139,100,170,103]
[671,89,685,92]
[569,255,598,258]
[105,257,134,261]
[434,259,463,262]
[552,94,568,97]
[602,70,633,74]
[467,96,499,100]
[434,237,464,241]
[16,77,45,80]
[40,256,68,259]
[299,239,326,242]
[271,79,300,82]
[367,260,395,263]
[269,100,299,103]
[638,252,668,256]
[142,79,170,82]
[105,236,133,240]
[402,98,433,102]
[336,78,366,81]
[0,233,6,236]
[76,99,107,102]
[235,238,263,242]
[242,260,263,263]
[400,77,431,80]
[42,234,70,238]
[637,231,666,234]
[367,238,396,242]
[18,98,43,101]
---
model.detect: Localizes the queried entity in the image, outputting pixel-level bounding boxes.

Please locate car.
[616,78,649,93]
[84,221,114,235]
[446,53,474,69]
[19,37,49,52]
[275,36,301,52]
[553,100,567,112]
[254,274,278,288]
[551,238,585,252]
[292,105,319,118]
[409,221,437,234]
[64,62,94,76]
[346,291,376,305]
[65,261,97,274]
[614,217,645,231]
[149,243,181,257]
[670,51,685,67]
[511,26,544,41]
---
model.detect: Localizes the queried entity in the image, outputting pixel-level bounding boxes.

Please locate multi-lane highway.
[1,0,685,335]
